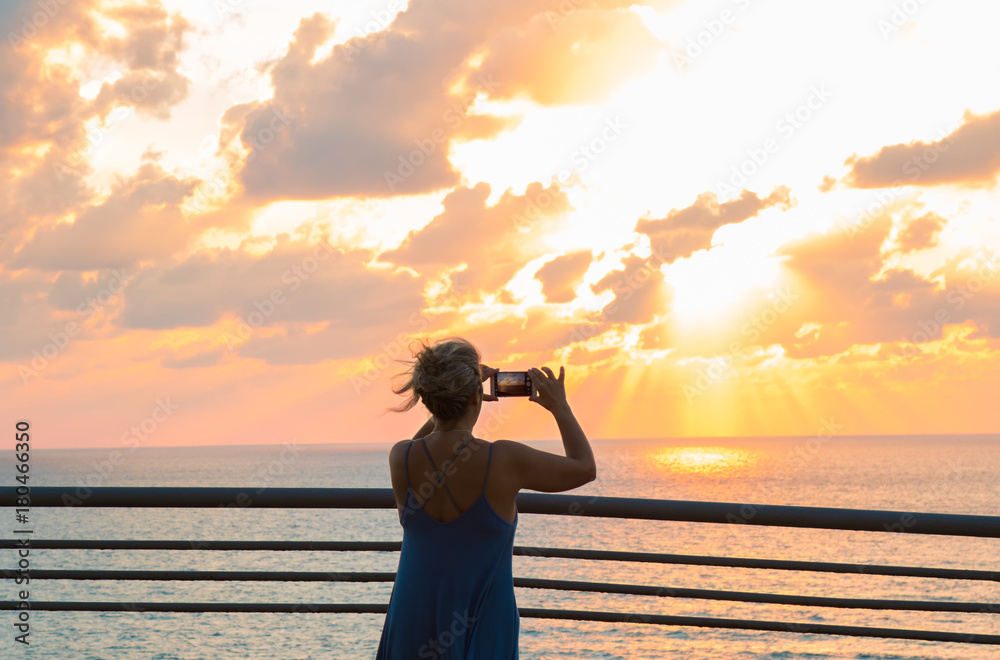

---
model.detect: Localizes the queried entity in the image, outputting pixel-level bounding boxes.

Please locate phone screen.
[492,371,532,397]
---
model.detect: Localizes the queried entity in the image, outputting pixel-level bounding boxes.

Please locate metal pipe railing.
[2,539,995,581]
[2,486,997,646]
[0,601,996,645]
[4,486,1000,537]
[1,569,995,614]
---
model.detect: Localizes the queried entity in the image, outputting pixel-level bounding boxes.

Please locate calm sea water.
[2,435,998,659]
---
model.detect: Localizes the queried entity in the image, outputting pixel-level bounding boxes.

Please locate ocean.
[2,434,998,659]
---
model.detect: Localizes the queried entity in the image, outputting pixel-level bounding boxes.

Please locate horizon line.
[24,431,1000,452]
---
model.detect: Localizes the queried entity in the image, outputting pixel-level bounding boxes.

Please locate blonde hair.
[389,337,483,421]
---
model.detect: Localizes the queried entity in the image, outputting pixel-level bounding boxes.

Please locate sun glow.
[666,246,782,327]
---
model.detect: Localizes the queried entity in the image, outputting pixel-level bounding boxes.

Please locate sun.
[665,245,782,328]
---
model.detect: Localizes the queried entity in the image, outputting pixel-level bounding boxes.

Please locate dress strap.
[404,440,414,491]
[417,436,475,514]
[482,443,493,494]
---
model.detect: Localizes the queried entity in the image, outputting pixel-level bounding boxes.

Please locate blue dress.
[376,437,519,659]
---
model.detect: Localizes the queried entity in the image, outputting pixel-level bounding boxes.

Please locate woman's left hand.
[480,364,499,402]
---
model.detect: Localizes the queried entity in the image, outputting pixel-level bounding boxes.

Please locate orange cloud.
[591,253,672,325]
[381,180,572,298]
[226,6,518,200]
[1,2,100,247]
[88,3,193,120]
[14,159,199,271]
[1,0,195,263]
[635,187,794,261]
[843,107,1000,189]
[772,214,1000,358]
[534,250,593,303]
[118,233,424,333]
[581,187,794,338]
[894,211,946,254]
[225,1,662,201]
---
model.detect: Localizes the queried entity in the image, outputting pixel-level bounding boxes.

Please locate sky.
[2,0,999,449]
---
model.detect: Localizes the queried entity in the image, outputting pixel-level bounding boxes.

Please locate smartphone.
[491,371,532,397]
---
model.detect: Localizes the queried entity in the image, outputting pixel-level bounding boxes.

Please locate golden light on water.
[648,446,757,475]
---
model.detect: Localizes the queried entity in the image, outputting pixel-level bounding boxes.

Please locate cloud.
[635,186,794,261]
[438,306,599,362]
[225,9,508,200]
[162,347,225,369]
[381,180,572,298]
[622,192,1000,363]
[583,187,794,332]
[894,211,946,254]
[770,213,1000,358]
[0,269,77,363]
[88,3,193,120]
[534,250,593,303]
[0,0,193,258]
[118,234,425,338]
[13,160,199,271]
[0,2,98,243]
[842,107,1000,189]
[591,253,672,325]
[225,1,663,200]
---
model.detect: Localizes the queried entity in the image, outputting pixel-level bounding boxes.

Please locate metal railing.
[1,487,998,646]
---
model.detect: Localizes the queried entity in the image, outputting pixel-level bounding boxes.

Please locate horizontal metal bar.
[0,601,386,614]
[3,487,999,537]
[513,577,999,614]
[2,539,994,582]
[0,540,403,552]
[0,569,395,583]
[3,570,995,614]
[0,601,995,644]
[513,546,1000,582]
[519,608,1000,646]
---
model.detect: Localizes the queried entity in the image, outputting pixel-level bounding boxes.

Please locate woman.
[376,337,596,659]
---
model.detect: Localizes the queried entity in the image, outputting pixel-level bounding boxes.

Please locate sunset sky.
[3,0,999,449]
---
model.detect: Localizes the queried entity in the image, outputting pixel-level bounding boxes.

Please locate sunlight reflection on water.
[646,446,760,474]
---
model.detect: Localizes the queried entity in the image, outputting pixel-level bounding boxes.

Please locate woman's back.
[403,434,517,524]
[377,434,519,659]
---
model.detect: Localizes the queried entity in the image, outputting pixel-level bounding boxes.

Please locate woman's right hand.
[479,363,499,402]
[528,366,569,413]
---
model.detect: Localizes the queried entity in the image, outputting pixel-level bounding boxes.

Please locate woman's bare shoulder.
[388,439,414,465]
[491,439,533,461]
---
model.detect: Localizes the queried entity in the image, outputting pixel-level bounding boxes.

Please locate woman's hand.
[480,363,499,402]
[528,366,568,413]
